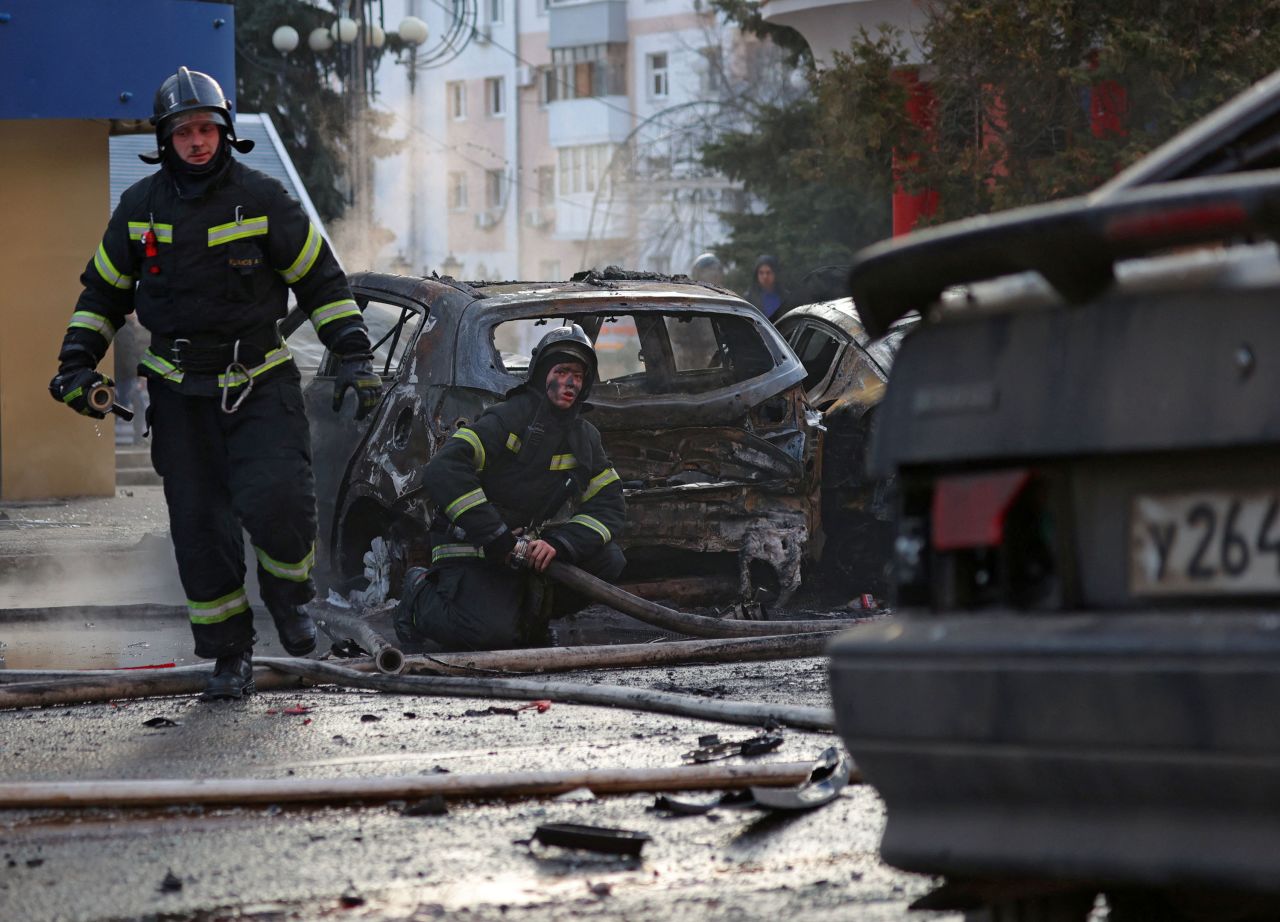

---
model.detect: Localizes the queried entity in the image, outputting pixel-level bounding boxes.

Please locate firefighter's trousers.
[148,371,317,659]
[401,543,626,652]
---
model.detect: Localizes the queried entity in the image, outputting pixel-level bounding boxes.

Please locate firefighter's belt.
[151,329,282,374]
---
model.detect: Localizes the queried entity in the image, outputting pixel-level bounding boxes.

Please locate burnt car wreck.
[776,299,916,597]
[301,270,821,607]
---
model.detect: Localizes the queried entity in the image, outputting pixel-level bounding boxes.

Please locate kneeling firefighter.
[395,325,626,651]
[48,67,382,699]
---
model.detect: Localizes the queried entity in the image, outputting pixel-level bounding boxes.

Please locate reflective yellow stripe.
[140,345,294,387]
[506,433,522,453]
[452,428,486,471]
[280,224,321,284]
[208,216,269,246]
[127,222,173,243]
[94,243,132,289]
[188,587,250,625]
[582,467,620,502]
[140,349,184,383]
[310,298,361,330]
[549,453,578,471]
[253,543,315,582]
[217,346,294,388]
[431,543,485,563]
[68,311,116,341]
[444,488,487,520]
[569,514,611,543]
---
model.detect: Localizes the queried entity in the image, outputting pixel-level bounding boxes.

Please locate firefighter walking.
[48,67,382,699]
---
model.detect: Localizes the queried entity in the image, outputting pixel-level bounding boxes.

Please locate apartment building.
[372,0,756,281]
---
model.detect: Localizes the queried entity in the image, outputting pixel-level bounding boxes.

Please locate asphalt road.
[0,487,959,922]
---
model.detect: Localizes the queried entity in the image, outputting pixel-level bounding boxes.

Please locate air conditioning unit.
[473,24,491,44]
[475,211,498,230]
[516,65,534,88]
[524,208,550,229]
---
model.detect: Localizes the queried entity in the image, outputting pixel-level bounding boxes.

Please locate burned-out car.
[775,299,916,596]
[830,69,1280,920]
[300,270,821,606]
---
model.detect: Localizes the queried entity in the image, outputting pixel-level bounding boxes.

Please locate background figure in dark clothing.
[112,314,149,444]
[745,255,789,321]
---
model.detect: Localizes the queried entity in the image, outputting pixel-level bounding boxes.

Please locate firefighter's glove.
[332,354,382,420]
[483,528,518,564]
[49,366,112,419]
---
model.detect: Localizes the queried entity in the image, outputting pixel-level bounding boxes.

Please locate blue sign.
[0,0,236,120]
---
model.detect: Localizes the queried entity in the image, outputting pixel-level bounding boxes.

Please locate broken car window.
[491,311,777,398]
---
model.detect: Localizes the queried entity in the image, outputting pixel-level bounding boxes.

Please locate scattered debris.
[142,716,179,728]
[554,787,597,803]
[749,747,851,811]
[532,823,651,857]
[360,714,381,722]
[158,869,182,893]
[682,732,784,763]
[588,881,613,897]
[282,706,311,716]
[339,884,365,907]
[463,706,522,718]
[400,795,448,816]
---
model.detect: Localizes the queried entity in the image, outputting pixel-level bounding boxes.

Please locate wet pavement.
[0,487,959,922]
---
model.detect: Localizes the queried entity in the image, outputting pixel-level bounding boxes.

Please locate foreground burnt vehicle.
[301,271,820,605]
[775,300,915,597]
[829,71,1280,920]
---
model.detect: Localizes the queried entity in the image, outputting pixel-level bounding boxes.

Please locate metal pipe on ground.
[0,631,835,684]
[314,609,405,674]
[0,761,824,811]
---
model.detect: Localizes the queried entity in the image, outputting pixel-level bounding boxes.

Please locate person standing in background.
[745,254,790,321]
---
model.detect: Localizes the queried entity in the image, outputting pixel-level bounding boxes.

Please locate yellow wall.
[0,120,116,500]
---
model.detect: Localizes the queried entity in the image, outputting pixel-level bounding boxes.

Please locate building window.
[489,0,504,24]
[557,144,615,196]
[485,169,505,209]
[547,44,626,102]
[538,0,550,13]
[485,76,506,117]
[448,172,468,212]
[448,81,467,120]
[538,66,556,107]
[647,52,669,98]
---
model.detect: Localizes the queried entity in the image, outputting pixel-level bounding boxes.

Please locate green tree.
[707,0,1280,289]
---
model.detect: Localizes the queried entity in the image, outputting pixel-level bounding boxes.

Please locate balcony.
[548,97,632,147]
[548,0,627,49]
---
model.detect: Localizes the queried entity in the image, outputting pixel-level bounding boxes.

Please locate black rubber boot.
[201,649,255,701]
[268,602,317,656]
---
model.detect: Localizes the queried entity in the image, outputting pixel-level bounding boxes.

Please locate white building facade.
[366,0,764,281]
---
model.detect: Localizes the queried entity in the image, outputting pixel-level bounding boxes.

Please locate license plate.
[1131,490,1280,595]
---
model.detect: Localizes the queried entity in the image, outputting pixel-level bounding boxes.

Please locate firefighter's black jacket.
[58,158,368,393]
[425,387,626,564]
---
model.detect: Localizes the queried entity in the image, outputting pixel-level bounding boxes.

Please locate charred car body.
[829,70,1280,919]
[301,271,821,607]
[775,299,916,597]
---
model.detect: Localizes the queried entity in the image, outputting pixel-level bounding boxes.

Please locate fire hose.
[86,381,135,421]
